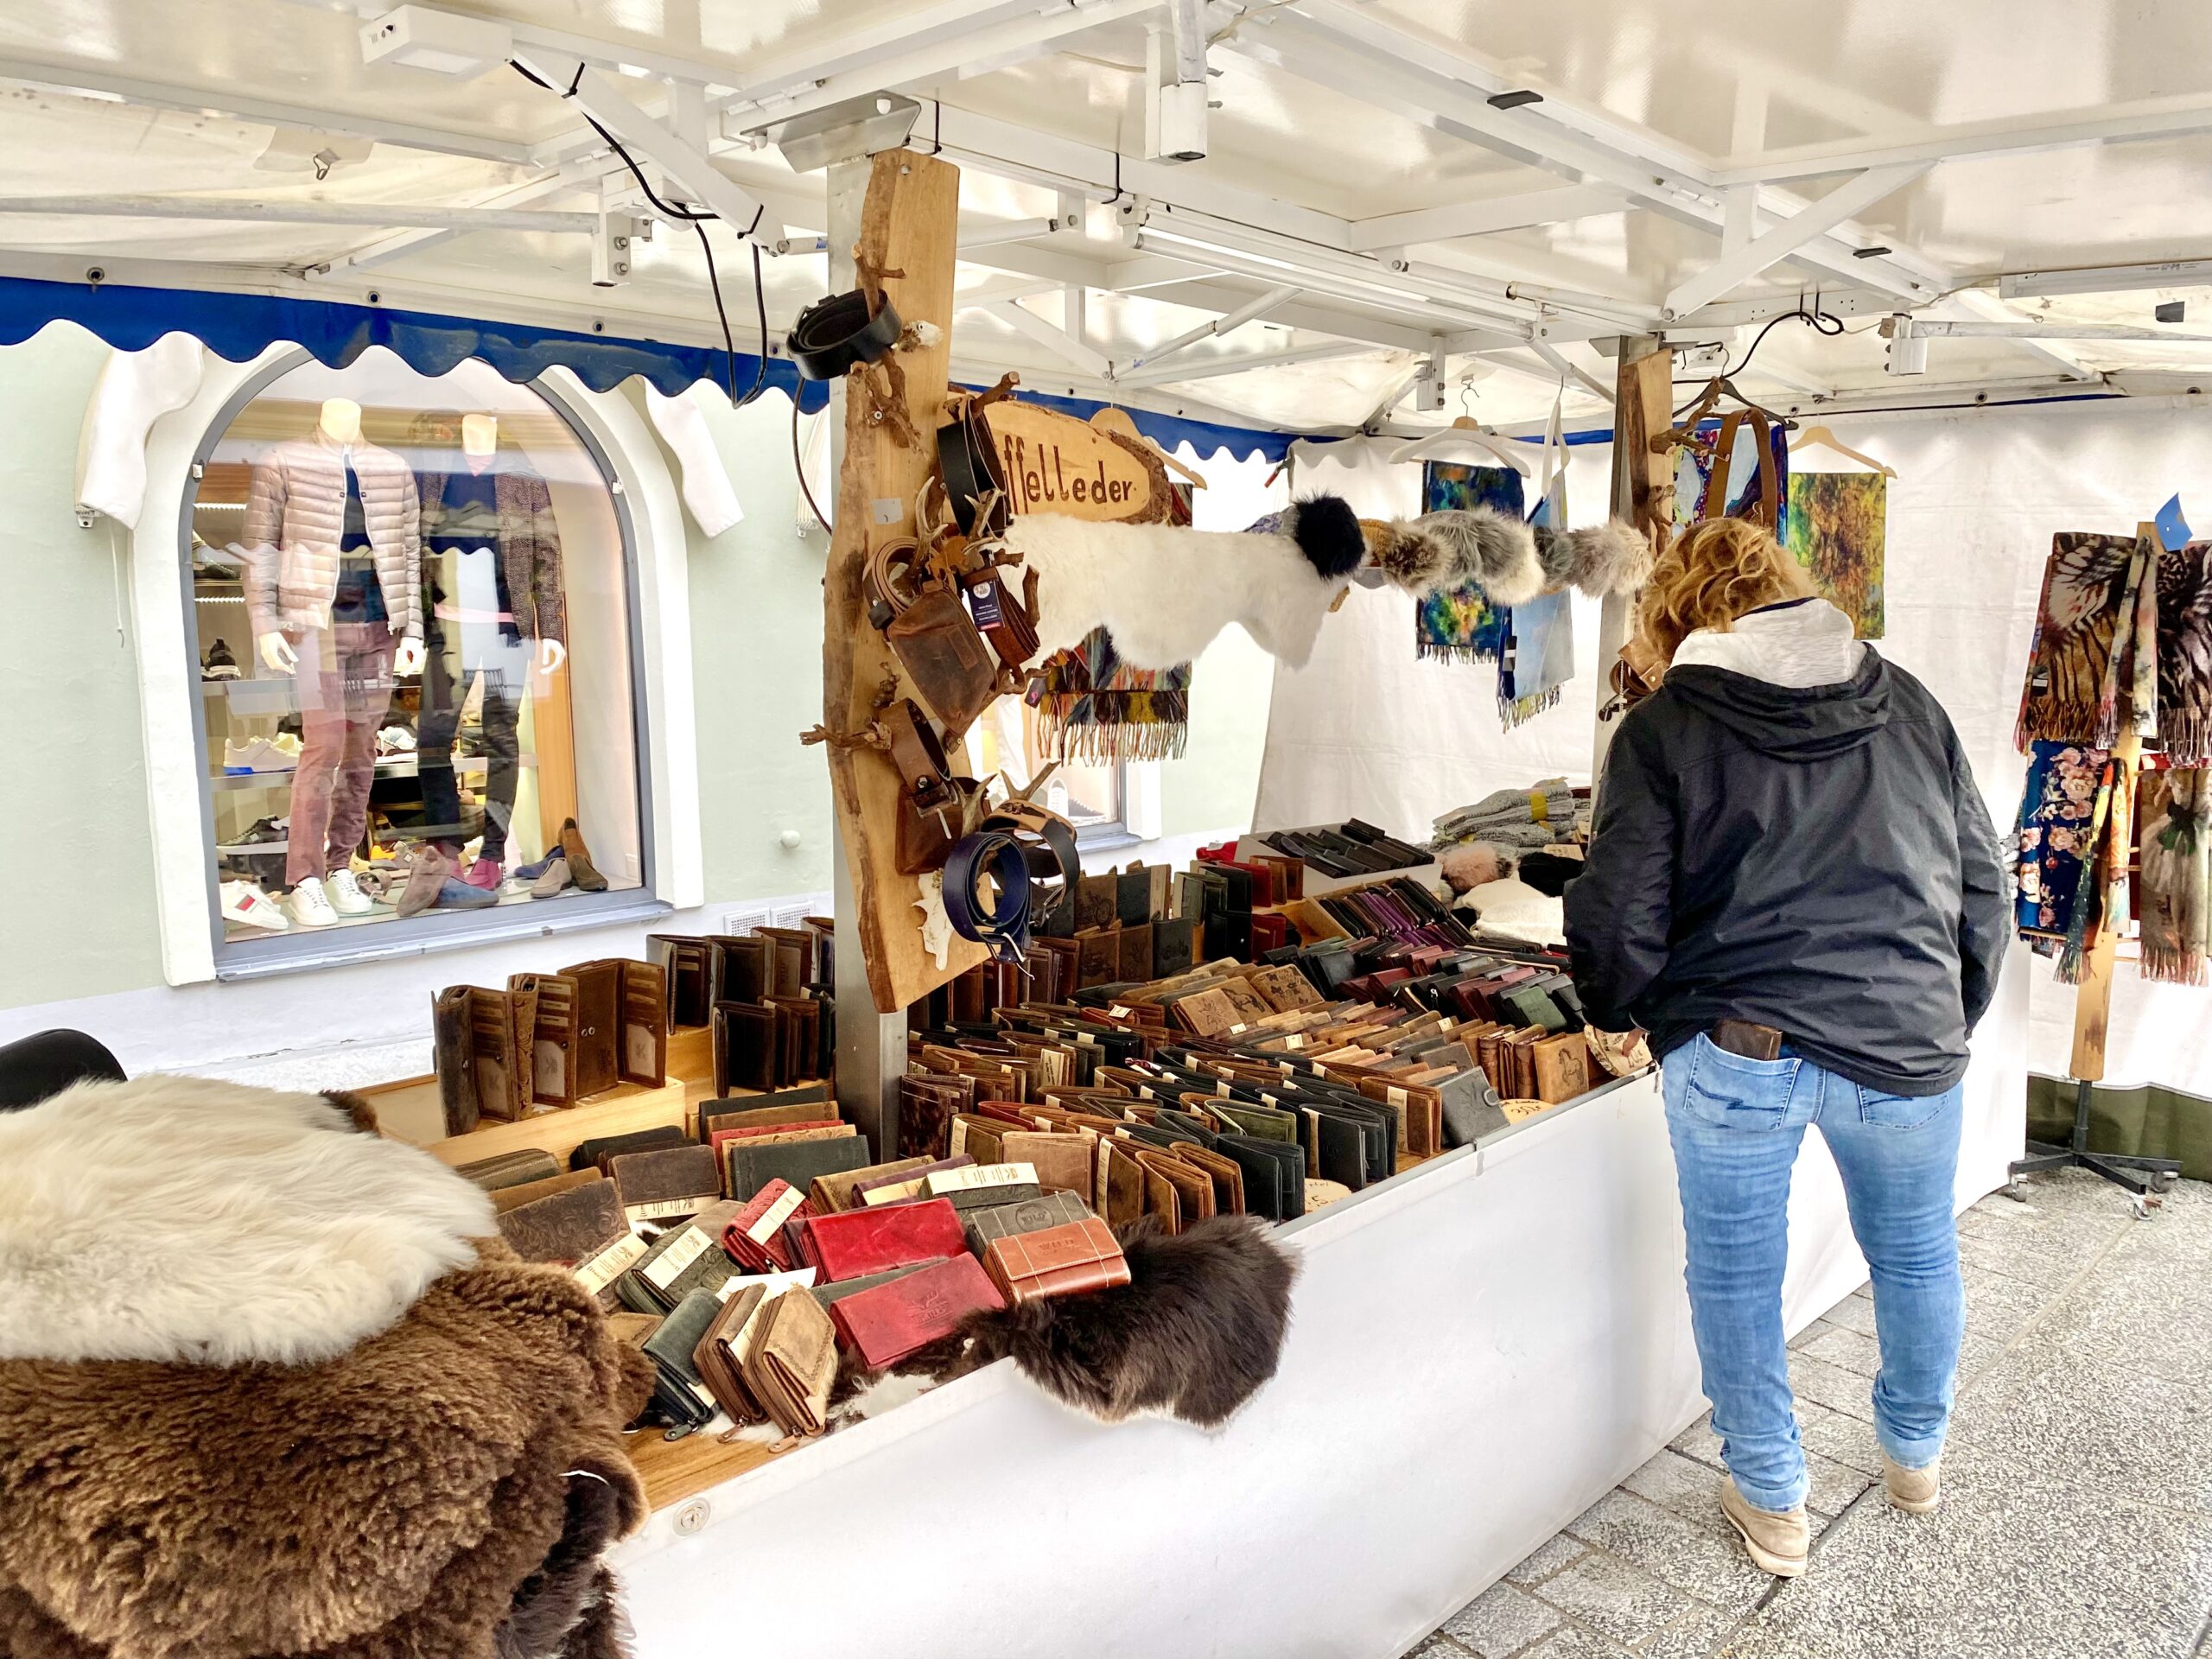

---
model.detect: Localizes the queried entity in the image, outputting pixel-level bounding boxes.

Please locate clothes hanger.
[1790,423,1899,479]
[1388,386,1536,476]
[1089,407,1208,489]
[1649,376,1799,455]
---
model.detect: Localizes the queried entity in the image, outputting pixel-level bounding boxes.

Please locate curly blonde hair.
[1636,518,1815,666]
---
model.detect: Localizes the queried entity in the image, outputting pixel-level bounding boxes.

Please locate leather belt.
[787,289,904,381]
[864,537,923,628]
[943,831,1032,961]
[881,699,952,812]
[983,800,1080,894]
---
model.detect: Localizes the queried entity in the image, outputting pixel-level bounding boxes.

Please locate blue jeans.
[1662,1034,1965,1513]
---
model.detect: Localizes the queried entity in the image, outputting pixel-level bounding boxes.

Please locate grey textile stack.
[1431,779,1587,851]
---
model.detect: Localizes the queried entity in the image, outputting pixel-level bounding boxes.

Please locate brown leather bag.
[886,584,996,738]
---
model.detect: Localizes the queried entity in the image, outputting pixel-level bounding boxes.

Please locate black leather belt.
[943,831,1032,961]
[982,802,1080,894]
[787,289,904,381]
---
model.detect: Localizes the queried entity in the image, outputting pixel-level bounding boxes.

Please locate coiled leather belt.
[943,831,1032,961]
[787,289,904,380]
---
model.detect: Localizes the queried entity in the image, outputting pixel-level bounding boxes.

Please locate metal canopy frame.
[9,1,2212,424]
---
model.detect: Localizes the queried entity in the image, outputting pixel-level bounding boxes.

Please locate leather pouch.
[829,1254,1005,1370]
[982,1215,1131,1305]
[896,775,983,877]
[887,585,997,737]
[559,959,622,1099]
[432,986,480,1136]
[742,1286,840,1436]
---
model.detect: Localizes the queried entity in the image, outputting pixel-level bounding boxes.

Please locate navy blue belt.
[943,831,1032,962]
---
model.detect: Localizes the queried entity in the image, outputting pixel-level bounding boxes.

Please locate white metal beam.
[1114,340,1370,388]
[0,194,594,232]
[989,298,1115,378]
[1713,99,2212,188]
[1122,283,1301,373]
[1344,184,1627,252]
[0,54,533,167]
[1935,289,2102,381]
[1662,164,1929,320]
[303,171,590,276]
[1910,318,2212,344]
[512,49,783,241]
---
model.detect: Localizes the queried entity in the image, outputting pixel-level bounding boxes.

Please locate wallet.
[435,984,534,1124]
[618,1199,745,1313]
[608,1144,721,1224]
[713,1001,779,1095]
[828,1253,1005,1369]
[570,1124,688,1173]
[724,1132,871,1204]
[561,957,671,1092]
[430,986,480,1135]
[1712,1019,1784,1062]
[488,1167,601,1214]
[741,1281,841,1437]
[809,1262,929,1308]
[792,1197,964,1281]
[1534,1030,1592,1103]
[962,1190,1092,1255]
[692,1284,769,1427]
[995,1131,1092,1198]
[641,1287,727,1428]
[723,1179,814,1271]
[647,934,714,1029]
[981,1215,1131,1305]
[455,1147,560,1191]
[512,972,580,1109]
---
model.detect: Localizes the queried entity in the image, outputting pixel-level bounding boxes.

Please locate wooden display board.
[821,148,988,1014]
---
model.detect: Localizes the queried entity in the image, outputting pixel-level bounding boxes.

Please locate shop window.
[188,353,648,963]
[973,701,1139,845]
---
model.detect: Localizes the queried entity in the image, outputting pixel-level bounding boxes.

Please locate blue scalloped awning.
[0,274,831,408]
[0,275,1298,461]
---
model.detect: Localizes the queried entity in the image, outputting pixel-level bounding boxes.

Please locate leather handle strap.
[944,831,1033,962]
[881,699,953,811]
[787,289,905,381]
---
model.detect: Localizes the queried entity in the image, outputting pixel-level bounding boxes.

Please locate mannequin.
[411,408,571,892]
[238,396,425,927]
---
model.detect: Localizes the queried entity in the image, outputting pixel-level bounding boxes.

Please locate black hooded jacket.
[1564,614,2010,1096]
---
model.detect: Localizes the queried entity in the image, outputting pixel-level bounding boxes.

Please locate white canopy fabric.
[2,2,2211,435]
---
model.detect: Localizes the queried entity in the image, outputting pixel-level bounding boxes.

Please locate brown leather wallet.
[1711,1019,1784,1062]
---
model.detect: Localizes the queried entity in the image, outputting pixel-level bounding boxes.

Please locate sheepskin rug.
[0,1074,493,1365]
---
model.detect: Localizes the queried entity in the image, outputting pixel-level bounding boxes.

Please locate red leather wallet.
[828,1253,1007,1368]
[721,1178,815,1272]
[794,1197,966,1281]
[981,1214,1131,1305]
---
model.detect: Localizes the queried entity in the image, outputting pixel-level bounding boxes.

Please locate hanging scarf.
[2012,740,2112,944]
[2156,540,2212,764]
[1031,626,1192,761]
[2015,531,2155,749]
[1674,418,1791,541]
[2053,753,2128,985]
[1029,481,1195,760]
[2138,766,2209,985]
[1415,463,1523,663]
[1499,404,1574,728]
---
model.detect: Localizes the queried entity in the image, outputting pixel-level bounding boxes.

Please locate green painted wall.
[0,329,168,1007]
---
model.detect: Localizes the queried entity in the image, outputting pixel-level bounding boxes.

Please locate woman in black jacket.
[1566,518,2009,1579]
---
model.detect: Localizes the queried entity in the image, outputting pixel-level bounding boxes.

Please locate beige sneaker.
[1719,1478,1808,1578]
[1882,1454,1941,1514]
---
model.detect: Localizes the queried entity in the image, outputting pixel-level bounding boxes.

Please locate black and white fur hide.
[1007,494,1365,671]
[854,1215,1299,1430]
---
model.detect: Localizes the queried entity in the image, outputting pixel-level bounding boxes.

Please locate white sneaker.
[223,734,302,773]
[287,876,337,928]
[219,880,289,932]
[323,868,372,916]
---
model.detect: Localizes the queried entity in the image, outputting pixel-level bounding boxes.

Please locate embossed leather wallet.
[827,1253,1005,1369]
[618,1199,745,1313]
[981,1214,1131,1305]
[792,1197,964,1281]
[608,1144,721,1225]
[962,1189,1092,1255]
[722,1179,815,1271]
[741,1282,840,1436]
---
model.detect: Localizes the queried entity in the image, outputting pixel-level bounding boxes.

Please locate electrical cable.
[794,396,832,534]
[1670,302,1845,417]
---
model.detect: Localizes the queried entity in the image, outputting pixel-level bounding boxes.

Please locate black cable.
[794,394,832,534]
[1670,302,1845,418]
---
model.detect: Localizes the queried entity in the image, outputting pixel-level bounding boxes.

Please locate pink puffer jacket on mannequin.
[238,436,423,638]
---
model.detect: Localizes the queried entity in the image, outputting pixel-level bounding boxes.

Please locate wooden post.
[2067,523,2155,1084]
[821,147,988,1033]
[1592,336,1674,787]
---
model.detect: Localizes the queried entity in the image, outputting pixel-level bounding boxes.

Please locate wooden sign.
[987,400,1172,524]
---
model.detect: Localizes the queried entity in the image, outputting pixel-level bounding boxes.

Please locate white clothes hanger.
[1791,423,1898,479]
[1389,385,1536,476]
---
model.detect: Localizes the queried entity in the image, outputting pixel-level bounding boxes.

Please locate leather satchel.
[828,1254,1006,1369]
[886,585,997,738]
[793,1197,964,1281]
[741,1286,841,1436]
[982,1215,1131,1305]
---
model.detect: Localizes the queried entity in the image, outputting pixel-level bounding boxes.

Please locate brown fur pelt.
[842,1217,1297,1430]
[0,1243,653,1659]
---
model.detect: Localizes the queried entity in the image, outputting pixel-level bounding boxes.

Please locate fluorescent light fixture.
[1999,258,2212,299]
[359,6,512,77]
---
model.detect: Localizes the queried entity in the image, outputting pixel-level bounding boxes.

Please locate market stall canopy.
[6,0,2212,435]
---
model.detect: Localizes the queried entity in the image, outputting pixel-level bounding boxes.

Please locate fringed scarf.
[1674,418,1792,541]
[2016,531,2156,749]
[1032,626,1192,762]
[2054,753,2128,985]
[2138,766,2209,985]
[1415,463,1523,663]
[2012,740,2111,944]
[1500,488,1573,728]
[2156,540,2212,764]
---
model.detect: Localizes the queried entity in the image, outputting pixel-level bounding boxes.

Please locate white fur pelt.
[1407,507,1547,604]
[0,1075,494,1366]
[1008,514,1349,670]
[1537,519,1654,597]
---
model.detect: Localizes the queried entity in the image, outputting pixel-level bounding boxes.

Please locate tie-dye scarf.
[1415,463,1523,663]
[2012,740,2111,946]
[1675,419,1791,541]
[2016,531,2156,749]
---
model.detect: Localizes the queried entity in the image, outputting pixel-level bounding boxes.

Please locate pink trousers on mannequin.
[284,620,395,886]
